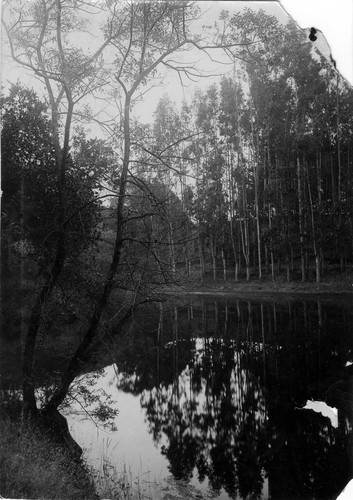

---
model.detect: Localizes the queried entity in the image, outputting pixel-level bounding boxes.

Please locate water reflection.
[69,296,353,499]
[140,340,268,498]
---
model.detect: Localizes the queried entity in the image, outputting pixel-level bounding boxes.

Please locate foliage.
[1,84,101,268]
[145,11,353,282]
[106,1,200,87]
[0,416,98,500]
[0,84,105,344]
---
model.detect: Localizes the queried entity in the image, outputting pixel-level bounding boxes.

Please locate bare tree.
[3,0,117,415]
[44,0,206,412]
[3,0,253,420]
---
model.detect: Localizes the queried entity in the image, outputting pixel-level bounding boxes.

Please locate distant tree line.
[139,19,353,283]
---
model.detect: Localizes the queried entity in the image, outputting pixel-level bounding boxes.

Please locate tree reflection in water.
[113,297,353,499]
[141,339,267,498]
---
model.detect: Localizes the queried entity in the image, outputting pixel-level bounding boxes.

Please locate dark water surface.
[65,295,353,499]
[2,295,353,498]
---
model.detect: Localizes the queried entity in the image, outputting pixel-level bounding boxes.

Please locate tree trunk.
[239,180,250,281]
[22,92,73,415]
[168,221,176,276]
[210,233,217,280]
[249,81,262,279]
[198,232,205,281]
[306,163,320,283]
[23,237,66,415]
[297,156,305,282]
[268,203,275,282]
[222,248,227,281]
[44,92,132,412]
[336,73,342,204]
[230,217,239,282]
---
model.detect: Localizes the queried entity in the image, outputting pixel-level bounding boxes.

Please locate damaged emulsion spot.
[308,26,337,68]
[309,27,317,41]
[299,400,338,428]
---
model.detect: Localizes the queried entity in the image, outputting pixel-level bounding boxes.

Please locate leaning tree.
[2,0,258,421]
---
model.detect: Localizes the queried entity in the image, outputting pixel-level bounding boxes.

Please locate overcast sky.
[2,1,351,82]
[1,1,352,127]
[279,0,352,84]
[134,0,353,121]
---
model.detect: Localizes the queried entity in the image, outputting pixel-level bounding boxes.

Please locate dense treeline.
[3,16,352,347]
[2,1,353,423]
[142,19,353,283]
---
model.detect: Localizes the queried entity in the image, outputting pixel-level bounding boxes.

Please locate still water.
[66,295,353,499]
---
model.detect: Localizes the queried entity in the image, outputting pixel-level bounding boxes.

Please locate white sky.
[1,1,352,127]
[2,1,351,82]
[133,0,353,122]
[279,0,353,84]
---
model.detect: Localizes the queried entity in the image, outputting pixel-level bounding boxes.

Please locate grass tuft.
[0,415,98,499]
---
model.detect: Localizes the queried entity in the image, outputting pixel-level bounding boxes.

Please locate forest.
[133,39,353,285]
[1,2,353,496]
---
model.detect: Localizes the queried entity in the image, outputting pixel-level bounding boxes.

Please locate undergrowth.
[0,415,98,500]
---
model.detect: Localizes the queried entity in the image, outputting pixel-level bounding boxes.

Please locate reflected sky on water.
[66,296,353,499]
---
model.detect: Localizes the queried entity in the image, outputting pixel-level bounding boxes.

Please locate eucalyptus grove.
[146,11,353,283]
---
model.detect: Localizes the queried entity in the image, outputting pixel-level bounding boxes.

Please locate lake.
[63,294,353,499]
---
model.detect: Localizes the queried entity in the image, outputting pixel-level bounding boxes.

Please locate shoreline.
[160,277,353,298]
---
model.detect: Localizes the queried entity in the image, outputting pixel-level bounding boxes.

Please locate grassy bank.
[0,412,201,500]
[0,414,98,500]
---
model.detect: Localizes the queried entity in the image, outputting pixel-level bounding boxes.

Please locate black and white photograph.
[1,1,353,498]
